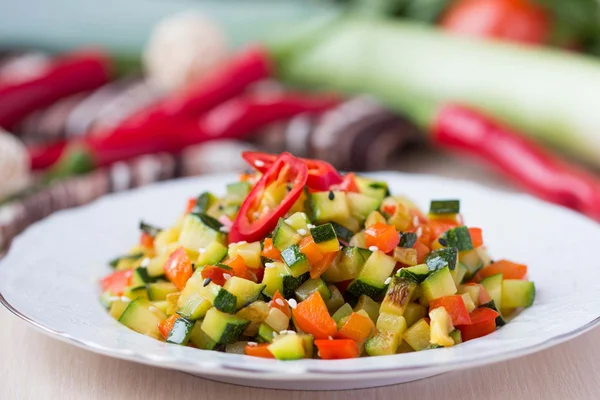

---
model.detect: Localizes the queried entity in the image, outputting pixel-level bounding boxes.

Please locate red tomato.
[364,223,400,253]
[100,269,133,296]
[441,0,551,45]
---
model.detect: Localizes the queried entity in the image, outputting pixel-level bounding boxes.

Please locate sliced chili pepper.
[0,50,111,131]
[100,269,133,296]
[28,140,68,170]
[229,153,308,243]
[314,339,360,359]
[163,247,193,290]
[242,151,343,191]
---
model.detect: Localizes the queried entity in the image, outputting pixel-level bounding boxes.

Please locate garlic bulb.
[143,11,229,92]
[0,131,30,200]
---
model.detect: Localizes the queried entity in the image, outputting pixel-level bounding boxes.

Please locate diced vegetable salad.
[100,151,535,360]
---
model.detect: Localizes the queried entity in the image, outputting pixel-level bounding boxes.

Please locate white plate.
[1,172,600,391]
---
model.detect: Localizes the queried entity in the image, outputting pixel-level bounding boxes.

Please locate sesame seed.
[307,224,316,229]
[296,228,307,236]
[317,351,321,358]
[275,298,285,307]
[120,296,131,302]
[247,341,258,346]
[265,262,275,269]
[384,277,392,285]
[284,218,293,225]
[279,330,296,335]
[219,226,230,233]
[203,278,212,287]
[438,238,448,247]
[328,336,333,340]
[328,190,335,200]
[223,273,232,280]
[288,298,298,309]
[413,215,419,227]
[198,248,206,254]
[149,306,158,313]
[255,160,265,167]
[272,332,278,338]
[140,257,150,267]
[369,245,379,252]
[237,241,247,245]
[416,227,423,238]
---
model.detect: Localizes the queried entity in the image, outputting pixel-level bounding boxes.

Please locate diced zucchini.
[151,300,169,315]
[272,218,302,251]
[147,281,178,301]
[397,264,430,283]
[451,263,468,285]
[165,292,180,316]
[502,280,535,308]
[196,242,228,267]
[353,295,380,323]
[178,213,225,252]
[348,231,367,247]
[330,222,354,244]
[310,223,339,253]
[347,250,396,298]
[429,200,460,215]
[355,176,389,202]
[268,334,306,360]
[225,341,249,354]
[295,278,331,302]
[449,329,462,345]
[365,210,387,228]
[421,267,457,301]
[459,249,485,279]
[461,293,477,313]
[223,277,265,310]
[322,247,368,282]
[118,298,163,339]
[426,248,458,272]
[399,232,417,248]
[347,192,381,222]
[285,212,310,232]
[177,272,216,319]
[192,192,218,214]
[332,303,354,325]
[386,208,412,231]
[403,318,431,351]
[201,308,249,344]
[365,330,400,356]
[441,226,473,252]
[380,277,417,316]
[403,303,426,327]
[131,267,155,286]
[227,241,262,269]
[479,300,506,327]
[146,254,167,278]
[235,301,269,336]
[167,317,194,345]
[299,333,315,358]
[429,307,454,347]
[396,340,415,354]
[123,285,149,301]
[264,307,290,332]
[225,182,251,205]
[480,273,504,310]
[261,261,309,299]
[154,227,181,256]
[281,244,311,277]
[376,313,407,334]
[257,322,277,343]
[189,320,218,350]
[99,291,115,309]
[458,284,481,306]
[110,252,145,270]
[109,299,130,320]
[311,191,351,225]
[324,285,344,312]
[393,247,418,266]
[139,221,162,238]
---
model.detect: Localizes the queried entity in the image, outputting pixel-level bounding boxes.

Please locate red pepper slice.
[242,151,342,192]
[229,152,308,243]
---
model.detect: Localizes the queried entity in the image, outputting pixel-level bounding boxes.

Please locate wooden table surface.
[2,150,599,399]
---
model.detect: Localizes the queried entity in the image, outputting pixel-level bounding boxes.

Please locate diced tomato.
[292,292,337,339]
[244,343,274,358]
[469,228,483,248]
[472,260,527,283]
[163,248,194,290]
[140,232,154,249]
[310,251,338,279]
[414,241,430,264]
[261,237,282,262]
[271,290,291,318]
[185,198,196,214]
[200,265,230,286]
[158,314,180,339]
[457,307,500,341]
[337,312,375,343]
[364,223,399,253]
[100,269,133,296]
[429,295,472,325]
[299,236,324,265]
[315,339,360,359]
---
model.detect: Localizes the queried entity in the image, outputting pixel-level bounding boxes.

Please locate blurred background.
[1,0,600,252]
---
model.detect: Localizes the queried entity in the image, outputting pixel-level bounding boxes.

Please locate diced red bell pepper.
[185,198,197,214]
[469,227,483,248]
[315,339,360,359]
[200,265,231,287]
[244,343,274,358]
[140,232,154,249]
[337,312,375,343]
[261,238,282,261]
[270,290,291,318]
[158,314,181,339]
[472,260,528,283]
[229,153,308,243]
[330,172,360,193]
[414,241,430,264]
[292,292,337,339]
[429,218,461,240]
[457,307,500,341]
[299,236,324,265]
[224,255,254,281]
[310,251,338,279]
[163,248,194,290]
[364,223,400,254]
[100,269,133,296]
[429,295,472,325]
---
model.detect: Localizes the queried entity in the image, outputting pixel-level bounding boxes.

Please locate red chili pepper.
[433,104,600,221]
[242,151,343,191]
[29,140,68,170]
[229,153,308,243]
[0,50,111,131]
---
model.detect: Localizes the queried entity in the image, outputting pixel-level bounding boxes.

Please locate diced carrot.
[472,260,527,283]
[271,290,291,318]
[468,228,483,248]
[315,339,360,359]
[310,251,338,279]
[414,241,430,264]
[163,248,194,290]
[365,223,400,253]
[185,198,197,214]
[299,236,324,265]
[261,238,282,261]
[429,295,471,325]
[244,343,274,358]
[158,314,180,339]
[100,269,133,296]
[337,312,375,343]
[292,292,337,339]
[140,232,155,249]
[457,307,499,341]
